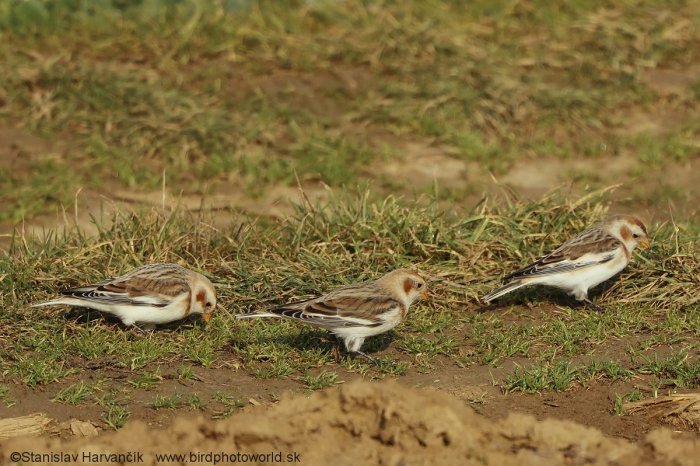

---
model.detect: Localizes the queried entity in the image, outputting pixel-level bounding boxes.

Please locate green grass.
[639,350,700,389]
[504,359,640,394]
[10,352,74,387]
[614,389,643,416]
[398,335,457,358]
[300,371,339,391]
[102,404,129,430]
[584,360,635,382]
[185,393,206,410]
[97,393,130,430]
[0,160,75,222]
[177,365,200,381]
[211,392,244,419]
[502,348,700,394]
[1,188,697,402]
[53,381,96,405]
[0,385,15,407]
[149,393,182,410]
[128,369,163,390]
[503,360,579,393]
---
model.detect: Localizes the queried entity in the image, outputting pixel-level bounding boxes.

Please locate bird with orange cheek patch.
[32,263,216,331]
[482,215,649,312]
[237,269,428,361]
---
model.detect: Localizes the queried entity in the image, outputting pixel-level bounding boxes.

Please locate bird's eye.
[205,302,213,309]
[632,233,640,239]
[416,282,423,289]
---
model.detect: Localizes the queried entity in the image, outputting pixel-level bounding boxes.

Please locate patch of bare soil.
[368,138,479,192]
[370,136,699,223]
[0,126,57,170]
[0,354,684,444]
[2,380,699,465]
[640,65,700,98]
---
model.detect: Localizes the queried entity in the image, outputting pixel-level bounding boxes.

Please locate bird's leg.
[131,323,156,333]
[325,334,344,362]
[582,298,605,313]
[350,350,378,364]
[331,344,341,362]
[343,336,382,365]
[570,290,604,313]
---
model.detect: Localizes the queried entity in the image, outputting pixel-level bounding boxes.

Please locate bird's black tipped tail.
[481,280,529,304]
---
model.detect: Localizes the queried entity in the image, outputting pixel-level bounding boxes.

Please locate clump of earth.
[2,380,698,465]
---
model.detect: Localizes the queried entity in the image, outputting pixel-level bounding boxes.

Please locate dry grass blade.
[624,394,700,431]
[0,413,52,439]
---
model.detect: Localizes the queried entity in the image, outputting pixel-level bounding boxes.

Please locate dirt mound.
[2,381,698,465]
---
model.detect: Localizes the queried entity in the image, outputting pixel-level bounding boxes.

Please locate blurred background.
[1,0,698,244]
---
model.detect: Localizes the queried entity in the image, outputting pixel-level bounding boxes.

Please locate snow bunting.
[482,215,649,311]
[32,263,216,330]
[237,269,428,360]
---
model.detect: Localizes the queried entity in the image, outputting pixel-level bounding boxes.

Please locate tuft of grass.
[503,360,579,394]
[468,317,533,365]
[614,389,643,416]
[97,393,130,430]
[639,350,700,389]
[0,385,15,408]
[177,365,199,381]
[183,333,219,367]
[211,392,244,419]
[149,393,182,410]
[53,381,95,405]
[10,353,74,387]
[128,369,163,391]
[103,404,129,430]
[584,360,635,382]
[118,338,172,371]
[186,393,206,411]
[300,371,339,391]
[399,335,457,358]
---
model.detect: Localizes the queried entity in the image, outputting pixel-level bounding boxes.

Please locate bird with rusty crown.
[237,268,428,360]
[482,215,649,312]
[33,263,216,331]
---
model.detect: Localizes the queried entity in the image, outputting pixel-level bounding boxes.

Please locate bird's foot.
[582,298,605,313]
[476,302,500,313]
[131,323,156,333]
[350,350,378,364]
